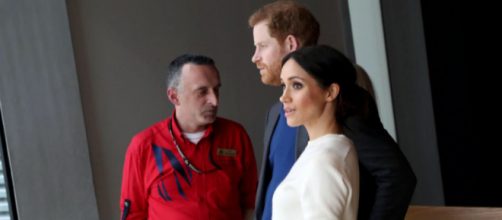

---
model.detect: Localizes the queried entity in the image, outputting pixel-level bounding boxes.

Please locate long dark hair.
[282,45,371,123]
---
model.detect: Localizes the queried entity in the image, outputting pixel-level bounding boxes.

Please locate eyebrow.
[285,76,304,81]
[193,83,221,91]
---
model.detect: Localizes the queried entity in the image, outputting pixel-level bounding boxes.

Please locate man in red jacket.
[120,54,257,220]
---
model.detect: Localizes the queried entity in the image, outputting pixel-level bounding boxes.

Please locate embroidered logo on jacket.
[217,148,237,157]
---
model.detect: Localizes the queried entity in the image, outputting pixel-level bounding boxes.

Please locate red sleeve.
[120,136,148,220]
[238,127,258,210]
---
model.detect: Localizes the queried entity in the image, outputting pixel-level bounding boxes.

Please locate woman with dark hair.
[272,45,360,220]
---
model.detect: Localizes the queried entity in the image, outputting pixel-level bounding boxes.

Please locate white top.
[272,134,359,220]
[183,131,205,144]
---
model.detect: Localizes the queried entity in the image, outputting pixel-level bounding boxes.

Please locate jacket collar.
[169,110,214,145]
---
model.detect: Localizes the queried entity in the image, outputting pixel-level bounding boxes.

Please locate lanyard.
[168,118,221,174]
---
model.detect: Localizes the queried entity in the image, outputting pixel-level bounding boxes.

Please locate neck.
[174,113,206,133]
[305,121,341,140]
[304,107,341,140]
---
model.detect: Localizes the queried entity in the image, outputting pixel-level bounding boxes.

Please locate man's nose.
[207,90,219,106]
[251,49,260,63]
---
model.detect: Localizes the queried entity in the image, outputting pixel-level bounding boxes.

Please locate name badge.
[217,148,237,157]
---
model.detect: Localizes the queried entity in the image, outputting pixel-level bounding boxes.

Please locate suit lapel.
[295,125,309,159]
[256,102,283,216]
[264,102,282,149]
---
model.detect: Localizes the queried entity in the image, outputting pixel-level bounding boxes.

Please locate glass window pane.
[0,110,15,220]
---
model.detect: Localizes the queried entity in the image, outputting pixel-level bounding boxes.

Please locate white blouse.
[272,134,359,220]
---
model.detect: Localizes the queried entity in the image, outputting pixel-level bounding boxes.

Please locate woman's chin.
[286,119,301,128]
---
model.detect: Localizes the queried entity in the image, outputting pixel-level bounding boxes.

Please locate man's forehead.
[254,29,284,48]
[253,21,272,38]
[182,64,218,76]
[180,65,219,86]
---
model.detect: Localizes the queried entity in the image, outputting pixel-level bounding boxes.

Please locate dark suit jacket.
[255,90,417,220]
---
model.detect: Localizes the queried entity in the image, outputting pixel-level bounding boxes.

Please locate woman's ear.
[326,83,340,102]
[284,35,300,52]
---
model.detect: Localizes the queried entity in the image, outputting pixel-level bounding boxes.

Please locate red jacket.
[120,115,257,220]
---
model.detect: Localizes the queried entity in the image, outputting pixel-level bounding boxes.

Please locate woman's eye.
[292,82,303,89]
[280,83,285,90]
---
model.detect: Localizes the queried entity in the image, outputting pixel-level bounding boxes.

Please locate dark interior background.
[421,0,500,206]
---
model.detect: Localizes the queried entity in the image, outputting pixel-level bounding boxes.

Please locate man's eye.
[198,90,207,96]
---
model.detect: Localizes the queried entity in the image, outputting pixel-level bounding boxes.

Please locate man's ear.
[167,88,180,105]
[326,83,340,102]
[284,35,300,52]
